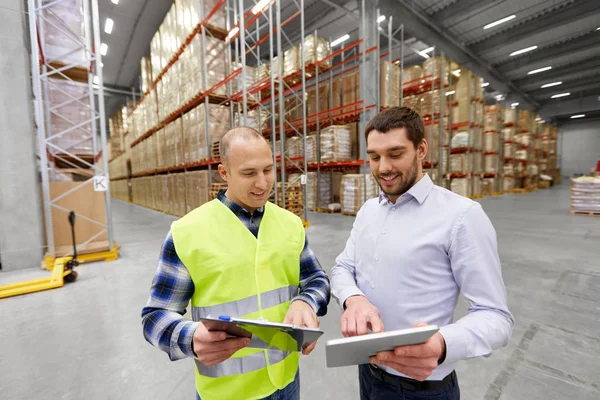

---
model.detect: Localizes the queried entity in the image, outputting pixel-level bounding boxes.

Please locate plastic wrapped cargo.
[422,56,450,86]
[340,174,378,215]
[402,66,423,88]
[570,176,600,213]
[320,126,352,162]
[450,178,469,197]
[284,46,299,77]
[42,0,86,66]
[302,34,331,69]
[46,78,92,154]
[380,61,401,109]
[484,132,500,153]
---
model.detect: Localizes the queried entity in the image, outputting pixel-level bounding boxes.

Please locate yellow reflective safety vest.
[171,199,305,400]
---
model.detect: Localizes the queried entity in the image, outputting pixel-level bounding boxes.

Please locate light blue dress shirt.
[331,173,514,381]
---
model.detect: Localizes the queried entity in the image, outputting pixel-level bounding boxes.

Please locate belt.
[368,364,455,392]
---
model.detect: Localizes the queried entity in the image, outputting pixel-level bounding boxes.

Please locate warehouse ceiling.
[99,0,600,123]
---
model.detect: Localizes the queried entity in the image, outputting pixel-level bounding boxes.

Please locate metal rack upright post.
[28,0,115,264]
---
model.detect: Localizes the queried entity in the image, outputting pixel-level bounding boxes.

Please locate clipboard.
[325,325,440,368]
[200,315,324,352]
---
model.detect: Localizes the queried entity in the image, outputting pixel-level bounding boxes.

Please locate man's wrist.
[437,333,447,365]
[343,294,365,309]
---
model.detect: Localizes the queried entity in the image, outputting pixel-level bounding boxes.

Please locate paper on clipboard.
[200,315,324,352]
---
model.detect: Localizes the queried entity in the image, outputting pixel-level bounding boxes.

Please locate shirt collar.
[378,173,433,206]
[217,189,265,217]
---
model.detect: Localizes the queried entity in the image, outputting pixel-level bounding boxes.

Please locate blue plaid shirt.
[141,190,331,361]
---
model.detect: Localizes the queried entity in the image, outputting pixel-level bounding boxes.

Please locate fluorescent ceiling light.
[541,81,562,88]
[511,102,519,107]
[331,34,349,47]
[597,27,600,31]
[93,76,99,85]
[510,45,537,56]
[111,0,118,4]
[528,66,551,75]
[484,15,516,30]
[104,18,113,34]
[539,120,545,123]
[482,82,489,87]
[452,69,461,77]
[377,15,386,23]
[251,0,271,15]
[551,92,570,98]
[570,114,585,119]
[100,43,108,56]
[445,91,455,96]
[226,27,239,41]
[417,51,430,59]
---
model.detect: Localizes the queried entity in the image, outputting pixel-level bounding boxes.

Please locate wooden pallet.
[508,188,527,194]
[317,207,340,214]
[538,181,550,189]
[570,210,600,217]
[342,211,357,216]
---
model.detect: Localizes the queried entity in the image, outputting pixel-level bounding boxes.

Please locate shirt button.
[370,283,375,289]
[391,207,396,211]
[375,256,380,261]
[381,230,386,235]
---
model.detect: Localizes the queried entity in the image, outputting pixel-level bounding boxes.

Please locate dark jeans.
[196,371,299,400]
[359,364,460,400]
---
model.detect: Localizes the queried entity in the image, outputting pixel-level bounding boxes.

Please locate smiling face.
[367,127,427,204]
[218,136,274,212]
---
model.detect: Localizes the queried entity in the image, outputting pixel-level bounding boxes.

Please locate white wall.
[558,119,600,177]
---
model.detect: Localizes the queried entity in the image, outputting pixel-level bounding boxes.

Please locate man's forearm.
[439,309,513,365]
[142,308,199,361]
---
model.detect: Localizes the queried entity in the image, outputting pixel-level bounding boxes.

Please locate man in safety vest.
[142,127,331,400]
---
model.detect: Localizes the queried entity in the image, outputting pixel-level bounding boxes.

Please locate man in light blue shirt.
[331,107,514,399]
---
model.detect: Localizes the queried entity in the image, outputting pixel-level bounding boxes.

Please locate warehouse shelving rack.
[28,0,117,265]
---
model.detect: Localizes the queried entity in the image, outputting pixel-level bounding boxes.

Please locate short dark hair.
[364,107,424,149]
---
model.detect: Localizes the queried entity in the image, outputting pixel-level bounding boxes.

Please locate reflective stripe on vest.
[195,349,291,378]
[191,285,299,320]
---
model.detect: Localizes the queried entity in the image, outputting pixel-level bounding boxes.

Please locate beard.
[374,154,420,198]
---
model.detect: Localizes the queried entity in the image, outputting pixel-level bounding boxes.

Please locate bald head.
[219,127,270,167]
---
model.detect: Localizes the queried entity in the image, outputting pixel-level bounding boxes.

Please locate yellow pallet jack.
[0,211,118,299]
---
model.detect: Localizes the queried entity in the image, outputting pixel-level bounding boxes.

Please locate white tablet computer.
[325,325,439,368]
[200,315,324,352]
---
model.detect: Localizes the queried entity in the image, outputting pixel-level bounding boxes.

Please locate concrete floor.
[1,183,599,399]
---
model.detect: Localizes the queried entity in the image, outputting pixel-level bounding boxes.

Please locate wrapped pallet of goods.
[43,0,86,66]
[302,34,331,71]
[570,176,600,215]
[504,108,517,126]
[284,46,299,77]
[402,66,423,89]
[421,90,448,118]
[320,126,352,162]
[424,119,449,164]
[422,56,450,86]
[403,95,421,113]
[450,153,481,175]
[450,178,470,198]
[47,78,93,155]
[340,174,378,215]
[317,172,333,210]
[140,57,153,93]
[380,61,401,109]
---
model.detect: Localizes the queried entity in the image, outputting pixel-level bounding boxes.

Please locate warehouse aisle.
[1,183,599,400]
